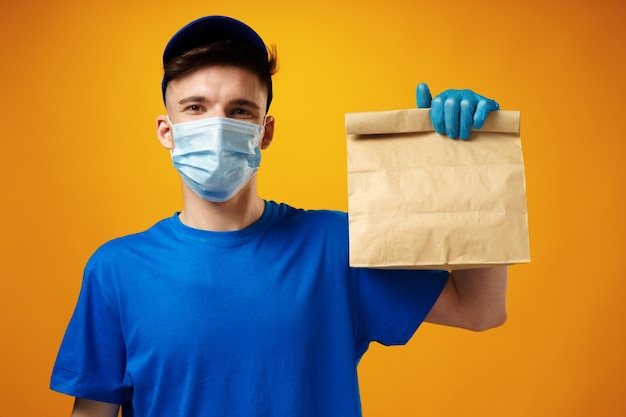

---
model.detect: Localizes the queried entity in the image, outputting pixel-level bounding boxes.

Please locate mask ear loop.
[261,116,269,139]
[166,115,175,158]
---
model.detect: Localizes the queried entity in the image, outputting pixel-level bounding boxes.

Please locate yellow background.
[1,0,624,415]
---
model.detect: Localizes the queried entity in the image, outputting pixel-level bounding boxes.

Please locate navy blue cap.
[161,16,272,110]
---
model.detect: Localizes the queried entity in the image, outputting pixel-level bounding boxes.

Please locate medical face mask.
[170,116,264,202]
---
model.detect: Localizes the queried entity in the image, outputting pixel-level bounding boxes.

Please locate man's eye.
[185,105,203,112]
[230,108,254,118]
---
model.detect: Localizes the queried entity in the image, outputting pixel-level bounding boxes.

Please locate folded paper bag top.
[346,108,529,270]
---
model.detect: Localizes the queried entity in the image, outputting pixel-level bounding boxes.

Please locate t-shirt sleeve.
[355,268,448,350]
[50,268,130,404]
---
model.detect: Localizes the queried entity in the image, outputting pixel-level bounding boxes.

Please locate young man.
[51,16,507,417]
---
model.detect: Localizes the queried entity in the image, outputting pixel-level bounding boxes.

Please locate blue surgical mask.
[170,116,264,202]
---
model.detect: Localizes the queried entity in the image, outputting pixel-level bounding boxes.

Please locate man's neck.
[178,180,265,232]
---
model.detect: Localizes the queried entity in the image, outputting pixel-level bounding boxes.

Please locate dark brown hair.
[163,41,278,110]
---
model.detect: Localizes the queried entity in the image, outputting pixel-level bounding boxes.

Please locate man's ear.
[156,115,174,150]
[261,116,275,149]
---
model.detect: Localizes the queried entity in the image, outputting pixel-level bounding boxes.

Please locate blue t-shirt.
[51,201,447,416]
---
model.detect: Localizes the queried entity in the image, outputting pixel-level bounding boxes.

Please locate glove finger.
[459,98,477,140]
[430,96,445,134]
[444,96,460,139]
[416,83,432,108]
[473,98,500,129]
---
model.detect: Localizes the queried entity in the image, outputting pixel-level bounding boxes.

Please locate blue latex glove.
[416,83,500,140]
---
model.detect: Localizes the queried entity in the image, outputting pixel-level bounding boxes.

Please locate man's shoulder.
[87,215,175,263]
[268,200,346,220]
[268,200,347,228]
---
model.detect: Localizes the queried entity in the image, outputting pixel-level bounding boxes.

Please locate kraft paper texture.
[346,108,530,270]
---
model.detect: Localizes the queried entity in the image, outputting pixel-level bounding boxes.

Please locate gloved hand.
[417,83,500,140]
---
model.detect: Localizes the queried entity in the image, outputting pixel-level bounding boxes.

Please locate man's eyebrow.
[231,98,261,110]
[178,96,208,105]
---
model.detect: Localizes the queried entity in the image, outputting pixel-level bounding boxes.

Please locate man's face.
[165,65,269,126]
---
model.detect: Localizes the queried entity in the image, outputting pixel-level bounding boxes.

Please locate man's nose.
[211,106,227,118]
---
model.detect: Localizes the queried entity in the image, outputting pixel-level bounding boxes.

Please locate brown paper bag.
[346,108,529,270]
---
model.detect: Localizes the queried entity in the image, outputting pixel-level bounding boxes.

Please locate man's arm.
[416,85,509,331]
[71,398,119,417]
[425,266,508,331]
